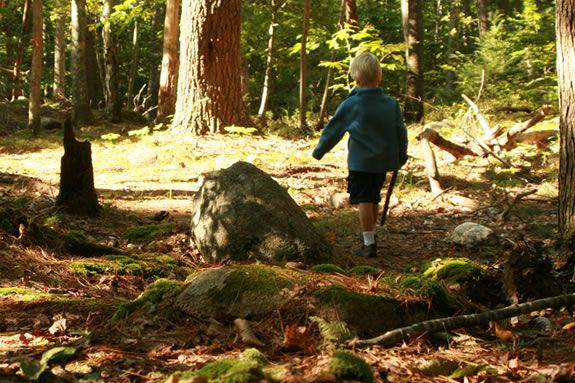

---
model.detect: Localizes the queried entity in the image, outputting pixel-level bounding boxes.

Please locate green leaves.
[21,346,77,381]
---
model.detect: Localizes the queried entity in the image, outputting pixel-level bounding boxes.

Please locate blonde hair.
[349,52,382,86]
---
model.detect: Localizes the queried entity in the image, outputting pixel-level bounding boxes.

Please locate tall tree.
[257,0,284,117]
[53,4,66,101]
[28,0,41,134]
[556,0,575,242]
[11,0,31,101]
[156,0,179,124]
[85,24,103,107]
[403,0,424,122]
[145,7,163,121]
[101,0,121,122]
[126,20,140,109]
[299,0,311,131]
[171,0,244,135]
[477,0,488,34]
[71,0,94,126]
[445,0,460,93]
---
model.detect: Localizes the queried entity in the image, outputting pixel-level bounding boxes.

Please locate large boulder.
[190,161,332,264]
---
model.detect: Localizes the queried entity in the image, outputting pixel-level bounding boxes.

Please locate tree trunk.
[156,0,179,124]
[145,7,163,121]
[477,0,489,34]
[299,0,311,131]
[421,137,443,196]
[445,0,460,92]
[257,0,284,117]
[56,117,100,216]
[71,0,94,126]
[28,0,42,134]
[171,0,245,135]
[126,20,139,109]
[53,4,66,101]
[85,25,103,107]
[556,0,575,241]
[11,0,32,101]
[343,0,357,24]
[404,0,424,122]
[101,0,122,122]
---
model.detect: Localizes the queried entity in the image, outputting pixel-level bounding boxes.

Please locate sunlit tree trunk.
[477,0,488,34]
[171,0,244,135]
[343,0,357,24]
[257,0,284,117]
[101,0,121,122]
[403,0,424,122]
[28,0,42,134]
[126,20,139,109]
[556,0,575,241]
[11,0,31,101]
[156,0,179,124]
[53,4,66,101]
[145,7,163,121]
[71,0,94,126]
[299,0,311,131]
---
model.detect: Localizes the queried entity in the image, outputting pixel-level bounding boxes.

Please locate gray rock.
[190,161,332,264]
[449,222,498,247]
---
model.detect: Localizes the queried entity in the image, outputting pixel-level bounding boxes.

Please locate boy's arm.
[312,103,350,160]
[396,102,408,166]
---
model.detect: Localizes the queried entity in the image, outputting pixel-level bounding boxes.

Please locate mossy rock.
[313,285,403,338]
[113,278,185,321]
[176,265,293,319]
[399,276,458,314]
[422,257,483,283]
[309,264,346,274]
[62,231,123,256]
[327,351,373,383]
[348,265,381,275]
[70,253,184,278]
[123,223,177,243]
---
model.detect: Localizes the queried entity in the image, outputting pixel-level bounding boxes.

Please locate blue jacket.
[312,87,407,173]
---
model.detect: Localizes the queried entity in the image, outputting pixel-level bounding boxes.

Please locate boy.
[312,52,408,257]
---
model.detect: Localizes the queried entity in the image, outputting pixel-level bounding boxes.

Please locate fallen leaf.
[283,324,315,353]
[48,318,68,336]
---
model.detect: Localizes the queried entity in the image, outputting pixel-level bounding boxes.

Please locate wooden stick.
[501,105,553,150]
[498,188,538,222]
[352,293,575,348]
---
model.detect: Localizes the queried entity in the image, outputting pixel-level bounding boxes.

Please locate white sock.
[362,231,375,246]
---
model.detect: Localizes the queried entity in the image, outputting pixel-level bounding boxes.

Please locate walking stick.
[380,170,398,226]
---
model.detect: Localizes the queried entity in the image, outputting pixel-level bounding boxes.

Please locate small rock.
[449,222,498,248]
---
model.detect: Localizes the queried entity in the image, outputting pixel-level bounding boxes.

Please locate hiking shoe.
[355,244,377,258]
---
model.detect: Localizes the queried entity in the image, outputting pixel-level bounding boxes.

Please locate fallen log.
[416,127,478,159]
[352,293,575,348]
[501,105,553,150]
[515,129,558,148]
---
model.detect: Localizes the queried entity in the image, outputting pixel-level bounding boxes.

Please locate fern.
[310,316,353,346]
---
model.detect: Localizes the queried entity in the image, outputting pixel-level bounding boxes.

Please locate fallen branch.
[515,129,558,148]
[420,137,443,196]
[462,94,492,135]
[501,105,553,150]
[416,127,478,159]
[352,293,575,348]
[498,188,538,222]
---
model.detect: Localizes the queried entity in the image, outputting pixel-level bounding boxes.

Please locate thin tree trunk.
[556,0,575,241]
[53,5,66,101]
[445,0,460,92]
[404,0,424,122]
[85,26,102,107]
[145,7,163,121]
[11,0,32,101]
[101,0,121,122]
[156,0,179,123]
[127,20,139,109]
[477,0,488,34]
[28,0,42,134]
[299,0,311,131]
[71,0,94,126]
[257,0,284,117]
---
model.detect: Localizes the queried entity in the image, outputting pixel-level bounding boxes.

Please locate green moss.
[399,275,423,289]
[0,287,52,300]
[44,213,62,227]
[422,258,482,283]
[309,264,346,274]
[348,265,381,275]
[69,261,115,276]
[312,209,358,238]
[397,275,457,313]
[62,231,123,256]
[187,349,269,383]
[328,351,373,383]
[315,285,387,307]
[69,254,182,278]
[112,279,184,321]
[123,223,177,243]
[240,348,269,365]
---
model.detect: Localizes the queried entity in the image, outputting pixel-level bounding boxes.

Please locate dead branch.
[416,127,478,159]
[501,105,553,150]
[420,137,443,196]
[462,94,492,135]
[352,293,575,348]
[516,130,558,147]
[490,106,533,114]
[498,188,538,222]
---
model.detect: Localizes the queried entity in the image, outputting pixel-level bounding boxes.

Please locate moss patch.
[422,258,483,284]
[69,253,185,278]
[327,351,373,383]
[62,231,123,256]
[123,223,177,243]
[309,264,346,274]
[0,287,53,301]
[113,278,184,321]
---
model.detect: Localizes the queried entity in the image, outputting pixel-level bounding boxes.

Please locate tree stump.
[56,117,100,216]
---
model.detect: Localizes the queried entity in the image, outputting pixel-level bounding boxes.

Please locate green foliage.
[123,223,177,243]
[309,316,352,346]
[309,263,346,274]
[422,258,483,283]
[21,346,77,381]
[327,351,373,383]
[69,253,182,278]
[184,348,270,383]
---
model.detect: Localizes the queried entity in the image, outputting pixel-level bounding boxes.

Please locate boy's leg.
[358,202,376,246]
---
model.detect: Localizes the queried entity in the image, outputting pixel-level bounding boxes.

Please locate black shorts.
[347,171,387,205]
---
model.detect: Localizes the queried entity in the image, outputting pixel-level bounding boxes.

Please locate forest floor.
[0,103,574,382]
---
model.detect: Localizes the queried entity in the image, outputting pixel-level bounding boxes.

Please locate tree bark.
[101,0,122,123]
[299,0,311,131]
[85,25,103,107]
[171,0,245,135]
[145,7,163,121]
[11,0,32,101]
[53,4,66,101]
[156,0,179,124]
[417,126,477,158]
[477,0,489,34]
[445,0,460,92]
[404,0,424,122]
[71,0,94,126]
[126,20,139,109]
[257,0,284,117]
[56,117,100,216]
[28,0,42,134]
[556,0,575,241]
